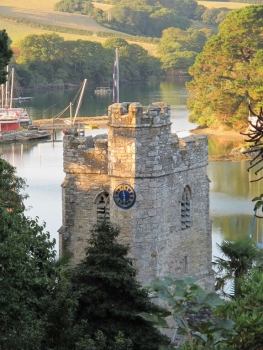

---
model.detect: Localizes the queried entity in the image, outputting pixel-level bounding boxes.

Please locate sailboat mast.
[5,66,8,107]
[73,79,87,125]
[116,47,119,103]
[113,47,119,103]
[10,68,14,109]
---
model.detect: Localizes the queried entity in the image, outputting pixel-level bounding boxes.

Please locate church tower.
[60,102,214,289]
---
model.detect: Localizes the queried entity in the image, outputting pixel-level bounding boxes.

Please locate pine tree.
[69,221,170,350]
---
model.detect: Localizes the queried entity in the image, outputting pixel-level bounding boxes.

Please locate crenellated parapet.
[63,103,208,177]
[60,100,213,294]
[108,102,171,127]
[176,134,208,170]
[63,134,108,175]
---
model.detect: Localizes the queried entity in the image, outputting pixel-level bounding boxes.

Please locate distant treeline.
[54,0,230,37]
[0,14,158,44]
[12,34,161,88]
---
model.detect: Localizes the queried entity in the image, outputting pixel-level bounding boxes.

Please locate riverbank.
[0,119,253,161]
[190,127,246,142]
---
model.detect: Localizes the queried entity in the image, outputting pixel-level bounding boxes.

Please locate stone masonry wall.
[60,102,214,289]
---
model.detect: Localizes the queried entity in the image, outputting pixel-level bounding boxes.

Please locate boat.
[13,96,33,102]
[94,86,112,94]
[15,130,51,141]
[0,67,32,131]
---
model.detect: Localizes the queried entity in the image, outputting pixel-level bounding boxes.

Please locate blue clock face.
[113,183,136,209]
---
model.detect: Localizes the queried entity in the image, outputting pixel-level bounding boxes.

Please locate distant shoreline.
[190,127,247,142]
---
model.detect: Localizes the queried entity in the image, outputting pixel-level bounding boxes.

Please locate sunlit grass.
[0,0,157,54]
[0,19,157,55]
[92,2,113,11]
[0,19,106,44]
[0,0,58,11]
[197,1,250,9]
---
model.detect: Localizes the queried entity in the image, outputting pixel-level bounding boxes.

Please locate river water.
[1,77,262,260]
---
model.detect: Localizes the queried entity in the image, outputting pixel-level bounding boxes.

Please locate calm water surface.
[1,78,262,256]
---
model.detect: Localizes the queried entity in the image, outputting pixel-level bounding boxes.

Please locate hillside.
[197,1,250,9]
[0,0,159,55]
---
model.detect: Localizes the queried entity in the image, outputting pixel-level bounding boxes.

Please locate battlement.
[60,100,213,291]
[108,102,171,127]
[63,134,108,174]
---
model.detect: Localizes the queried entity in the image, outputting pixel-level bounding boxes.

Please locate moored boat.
[94,86,112,94]
[0,67,32,131]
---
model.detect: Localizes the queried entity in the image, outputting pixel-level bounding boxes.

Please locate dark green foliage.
[103,38,160,81]
[142,275,235,350]
[187,5,263,129]
[201,7,230,25]
[158,27,208,72]
[16,34,159,86]
[68,221,170,350]
[216,269,263,349]
[0,155,27,212]
[213,238,263,297]
[0,30,13,85]
[0,157,58,349]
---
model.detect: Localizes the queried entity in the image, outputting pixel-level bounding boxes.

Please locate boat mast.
[70,102,73,126]
[10,68,14,109]
[113,47,119,103]
[72,79,87,125]
[5,66,8,107]
[1,84,4,109]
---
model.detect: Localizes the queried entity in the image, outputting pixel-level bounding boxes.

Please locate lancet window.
[181,186,191,230]
[96,192,110,223]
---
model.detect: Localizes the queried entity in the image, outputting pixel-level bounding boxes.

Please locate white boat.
[0,67,32,131]
[94,86,112,94]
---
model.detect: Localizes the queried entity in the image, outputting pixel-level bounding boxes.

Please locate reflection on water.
[208,160,263,257]
[2,79,262,258]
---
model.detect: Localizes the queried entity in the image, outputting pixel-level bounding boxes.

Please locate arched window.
[95,192,110,223]
[181,186,191,230]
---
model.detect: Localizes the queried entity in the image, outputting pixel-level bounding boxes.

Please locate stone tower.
[60,102,214,289]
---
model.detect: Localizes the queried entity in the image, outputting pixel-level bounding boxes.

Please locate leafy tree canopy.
[0,157,59,349]
[14,34,159,87]
[187,5,263,130]
[158,27,208,72]
[216,268,263,349]
[0,29,13,85]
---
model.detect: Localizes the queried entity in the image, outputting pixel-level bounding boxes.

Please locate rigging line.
[90,95,98,109]
[36,84,82,117]
[52,105,70,120]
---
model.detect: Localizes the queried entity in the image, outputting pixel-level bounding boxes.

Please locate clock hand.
[122,190,126,202]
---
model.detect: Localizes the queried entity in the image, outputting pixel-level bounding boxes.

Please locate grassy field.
[197,1,250,9]
[0,0,58,11]
[92,2,113,11]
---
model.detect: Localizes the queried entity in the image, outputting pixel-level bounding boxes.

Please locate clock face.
[113,183,136,209]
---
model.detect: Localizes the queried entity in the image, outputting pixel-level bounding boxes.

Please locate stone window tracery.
[181,186,191,230]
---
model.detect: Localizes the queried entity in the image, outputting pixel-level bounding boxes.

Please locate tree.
[0,157,59,349]
[142,275,235,350]
[216,269,263,350]
[158,27,207,72]
[104,38,160,81]
[213,238,263,297]
[17,33,64,64]
[0,29,13,84]
[187,6,263,130]
[67,221,170,350]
